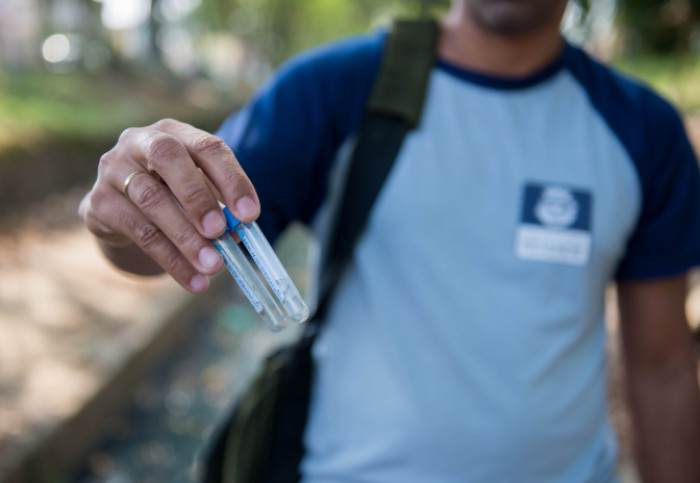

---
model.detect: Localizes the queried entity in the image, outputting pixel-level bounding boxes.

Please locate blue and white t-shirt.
[217,31,700,483]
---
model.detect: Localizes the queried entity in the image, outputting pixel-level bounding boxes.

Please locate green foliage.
[0,70,130,139]
[196,0,449,66]
[613,54,700,112]
[616,0,698,53]
[0,69,234,146]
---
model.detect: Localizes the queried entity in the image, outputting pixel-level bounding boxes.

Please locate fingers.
[118,170,224,272]
[148,119,260,223]
[120,125,228,239]
[81,179,219,293]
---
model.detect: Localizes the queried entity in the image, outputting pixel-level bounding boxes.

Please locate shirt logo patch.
[515,183,593,266]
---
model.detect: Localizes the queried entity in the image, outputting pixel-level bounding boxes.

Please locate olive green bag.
[198,17,439,483]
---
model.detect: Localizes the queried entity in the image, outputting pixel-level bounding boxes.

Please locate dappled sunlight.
[0,219,188,478]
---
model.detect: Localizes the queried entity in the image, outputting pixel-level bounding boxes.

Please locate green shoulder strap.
[366,18,439,127]
[262,17,440,482]
[314,17,439,322]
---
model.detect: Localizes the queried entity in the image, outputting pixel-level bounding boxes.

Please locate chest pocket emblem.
[515,183,593,266]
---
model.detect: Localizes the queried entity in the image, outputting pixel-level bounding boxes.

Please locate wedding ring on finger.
[123,170,149,203]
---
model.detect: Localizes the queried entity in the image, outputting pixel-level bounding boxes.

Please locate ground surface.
[0,189,188,480]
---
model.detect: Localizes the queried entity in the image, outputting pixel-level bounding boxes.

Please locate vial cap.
[222,206,241,231]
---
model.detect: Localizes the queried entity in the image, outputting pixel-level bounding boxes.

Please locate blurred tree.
[192,0,450,66]
[617,0,698,52]
[148,0,164,68]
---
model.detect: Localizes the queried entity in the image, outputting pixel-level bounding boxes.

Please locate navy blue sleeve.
[565,45,700,279]
[215,32,384,242]
[615,98,700,279]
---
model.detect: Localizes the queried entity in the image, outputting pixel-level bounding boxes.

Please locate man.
[79,0,700,481]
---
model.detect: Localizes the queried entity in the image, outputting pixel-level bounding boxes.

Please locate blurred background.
[1,0,700,482]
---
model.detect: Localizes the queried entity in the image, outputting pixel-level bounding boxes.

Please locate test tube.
[213,230,289,333]
[234,221,310,323]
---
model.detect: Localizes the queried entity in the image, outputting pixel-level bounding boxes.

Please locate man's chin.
[469,0,563,36]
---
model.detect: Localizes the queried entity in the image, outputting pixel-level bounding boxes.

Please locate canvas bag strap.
[312,18,439,325]
[366,18,439,128]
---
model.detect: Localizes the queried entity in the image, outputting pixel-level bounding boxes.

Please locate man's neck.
[438,3,565,78]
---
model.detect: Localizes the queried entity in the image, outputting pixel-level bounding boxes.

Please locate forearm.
[618,276,700,482]
[625,353,700,483]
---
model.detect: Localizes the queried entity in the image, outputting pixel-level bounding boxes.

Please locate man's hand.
[79,119,260,293]
[617,274,700,483]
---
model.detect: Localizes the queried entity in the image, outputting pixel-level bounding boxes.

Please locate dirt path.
[0,191,190,479]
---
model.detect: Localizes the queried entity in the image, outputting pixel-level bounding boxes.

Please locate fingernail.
[190,274,209,292]
[199,246,222,270]
[202,210,226,236]
[235,196,259,220]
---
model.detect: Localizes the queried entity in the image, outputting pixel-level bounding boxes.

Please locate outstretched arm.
[617,274,700,483]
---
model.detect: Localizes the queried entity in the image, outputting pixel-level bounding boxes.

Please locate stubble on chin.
[466,0,566,36]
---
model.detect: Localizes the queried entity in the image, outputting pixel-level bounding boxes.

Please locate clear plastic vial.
[212,206,310,332]
[213,231,288,333]
[234,221,310,323]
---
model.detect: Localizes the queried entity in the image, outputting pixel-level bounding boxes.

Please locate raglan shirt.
[216,31,700,483]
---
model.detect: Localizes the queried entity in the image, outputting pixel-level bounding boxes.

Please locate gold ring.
[123,170,149,202]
